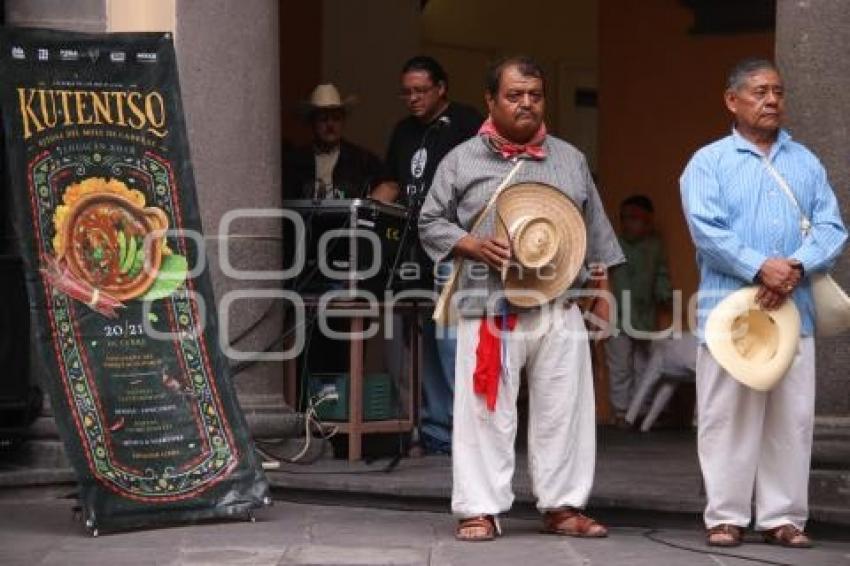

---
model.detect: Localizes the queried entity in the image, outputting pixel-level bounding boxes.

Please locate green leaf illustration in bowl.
[141,254,188,302]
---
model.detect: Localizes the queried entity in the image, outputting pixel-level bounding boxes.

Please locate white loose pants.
[605,333,650,414]
[696,339,815,530]
[451,304,596,518]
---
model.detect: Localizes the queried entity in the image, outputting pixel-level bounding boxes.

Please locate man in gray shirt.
[419,56,624,542]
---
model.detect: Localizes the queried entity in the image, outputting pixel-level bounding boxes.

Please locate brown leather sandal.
[706,524,743,547]
[542,508,608,538]
[455,515,499,542]
[761,524,812,548]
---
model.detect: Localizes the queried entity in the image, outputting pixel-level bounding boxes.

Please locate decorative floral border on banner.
[29,151,239,501]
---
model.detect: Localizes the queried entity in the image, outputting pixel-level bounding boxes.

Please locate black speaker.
[0,255,40,429]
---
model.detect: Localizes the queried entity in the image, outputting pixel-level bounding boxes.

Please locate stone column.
[776,0,850,513]
[174,0,294,436]
[776,0,850,420]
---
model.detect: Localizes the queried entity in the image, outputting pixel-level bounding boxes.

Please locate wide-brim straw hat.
[705,286,801,391]
[493,182,587,308]
[298,83,358,115]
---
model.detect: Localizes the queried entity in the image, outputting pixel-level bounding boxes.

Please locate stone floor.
[4,428,848,526]
[1,486,849,566]
[264,428,850,525]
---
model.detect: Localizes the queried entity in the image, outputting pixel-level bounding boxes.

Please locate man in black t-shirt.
[372,56,482,205]
[373,56,482,456]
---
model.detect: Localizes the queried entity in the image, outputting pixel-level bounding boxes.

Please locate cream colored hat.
[812,274,850,336]
[494,182,587,308]
[300,83,358,113]
[704,286,801,391]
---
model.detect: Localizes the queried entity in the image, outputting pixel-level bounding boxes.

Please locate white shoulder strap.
[432,159,524,325]
[762,157,812,236]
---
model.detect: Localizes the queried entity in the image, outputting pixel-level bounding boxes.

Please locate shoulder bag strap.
[432,158,524,325]
[761,157,812,236]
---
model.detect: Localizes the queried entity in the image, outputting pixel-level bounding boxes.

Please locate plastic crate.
[308,372,399,422]
[363,373,398,421]
[308,373,348,422]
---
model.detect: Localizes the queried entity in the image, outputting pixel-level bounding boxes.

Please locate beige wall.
[598,0,774,319]
[6,0,175,34]
[107,0,175,33]
[421,0,597,67]
[316,0,600,163]
[420,0,600,168]
[321,0,421,156]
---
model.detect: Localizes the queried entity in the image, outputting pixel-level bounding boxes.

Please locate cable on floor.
[642,528,794,566]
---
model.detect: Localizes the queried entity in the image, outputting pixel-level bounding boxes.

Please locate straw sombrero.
[704,286,801,391]
[493,182,587,308]
[298,83,358,115]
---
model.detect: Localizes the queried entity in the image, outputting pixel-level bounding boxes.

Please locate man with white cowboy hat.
[283,83,385,200]
[419,55,624,542]
[681,58,847,549]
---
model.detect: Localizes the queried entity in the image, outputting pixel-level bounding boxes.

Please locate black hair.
[726,57,779,91]
[401,55,448,88]
[621,194,654,214]
[485,55,546,96]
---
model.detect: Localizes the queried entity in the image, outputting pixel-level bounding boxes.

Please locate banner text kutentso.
[0,29,268,531]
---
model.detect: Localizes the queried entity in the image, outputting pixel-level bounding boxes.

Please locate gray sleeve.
[581,157,625,268]
[418,151,468,263]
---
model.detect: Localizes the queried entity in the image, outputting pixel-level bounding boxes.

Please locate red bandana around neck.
[478,116,547,160]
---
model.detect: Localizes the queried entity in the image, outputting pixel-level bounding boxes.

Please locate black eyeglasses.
[398,85,436,100]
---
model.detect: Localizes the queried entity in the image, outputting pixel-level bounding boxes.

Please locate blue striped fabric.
[680,128,847,338]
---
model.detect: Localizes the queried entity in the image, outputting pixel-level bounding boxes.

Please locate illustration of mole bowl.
[42,177,189,317]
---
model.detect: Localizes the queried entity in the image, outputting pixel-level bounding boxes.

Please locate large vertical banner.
[0,28,269,532]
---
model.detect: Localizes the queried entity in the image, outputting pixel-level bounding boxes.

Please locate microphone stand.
[385,118,446,291]
[384,184,423,292]
[383,115,447,468]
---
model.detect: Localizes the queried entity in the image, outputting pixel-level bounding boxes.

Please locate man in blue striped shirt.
[681,58,846,549]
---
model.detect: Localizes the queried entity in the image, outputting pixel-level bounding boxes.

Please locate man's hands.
[454,235,511,271]
[755,286,788,310]
[755,258,803,310]
[369,181,400,204]
[758,258,801,292]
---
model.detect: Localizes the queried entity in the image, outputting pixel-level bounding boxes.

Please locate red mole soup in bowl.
[61,192,169,301]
